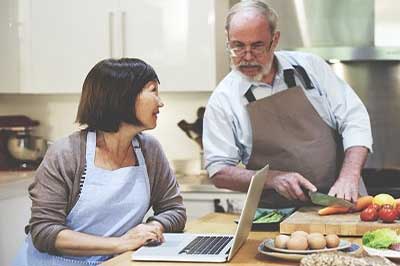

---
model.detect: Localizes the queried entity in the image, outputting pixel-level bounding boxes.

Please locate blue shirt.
[203,51,373,177]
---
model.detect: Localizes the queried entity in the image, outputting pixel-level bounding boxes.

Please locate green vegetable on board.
[253,210,284,223]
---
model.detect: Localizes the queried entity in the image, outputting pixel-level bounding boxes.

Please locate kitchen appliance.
[0,115,47,170]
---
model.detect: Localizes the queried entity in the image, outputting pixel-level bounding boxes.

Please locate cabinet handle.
[121,11,126,58]
[108,11,114,57]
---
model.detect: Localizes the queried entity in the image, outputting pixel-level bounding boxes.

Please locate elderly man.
[203,0,372,208]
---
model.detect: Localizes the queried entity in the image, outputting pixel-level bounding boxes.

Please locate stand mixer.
[0,115,48,170]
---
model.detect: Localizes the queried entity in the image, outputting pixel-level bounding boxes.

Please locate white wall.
[0,92,211,161]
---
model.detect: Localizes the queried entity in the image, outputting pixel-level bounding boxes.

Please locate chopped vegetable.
[253,210,284,223]
[353,195,374,211]
[362,228,400,249]
[318,206,350,216]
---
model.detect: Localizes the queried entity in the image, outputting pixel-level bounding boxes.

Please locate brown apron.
[245,66,366,208]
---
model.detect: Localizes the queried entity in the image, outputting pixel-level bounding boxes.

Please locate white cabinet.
[25,0,116,93]
[0,177,32,266]
[0,195,30,266]
[120,0,229,91]
[0,0,20,93]
[1,0,229,93]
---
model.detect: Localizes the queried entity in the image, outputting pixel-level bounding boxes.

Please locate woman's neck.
[95,124,142,169]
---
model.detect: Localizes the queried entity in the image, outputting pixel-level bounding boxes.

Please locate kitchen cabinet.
[0,174,33,266]
[1,0,229,93]
[24,0,116,93]
[120,0,229,91]
[0,0,20,93]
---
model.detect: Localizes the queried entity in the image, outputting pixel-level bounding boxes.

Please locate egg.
[325,234,340,248]
[286,236,308,250]
[274,234,290,249]
[291,230,309,239]
[307,235,327,250]
[307,232,324,240]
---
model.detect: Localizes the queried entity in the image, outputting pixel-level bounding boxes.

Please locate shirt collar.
[235,53,295,96]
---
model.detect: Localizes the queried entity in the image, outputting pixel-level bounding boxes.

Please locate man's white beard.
[231,59,272,82]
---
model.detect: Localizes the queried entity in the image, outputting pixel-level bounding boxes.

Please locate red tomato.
[379,207,398,223]
[396,205,400,218]
[360,207,379,221]
[369,204,381,211]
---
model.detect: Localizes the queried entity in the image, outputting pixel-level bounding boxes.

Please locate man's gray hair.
[225,0,279,34]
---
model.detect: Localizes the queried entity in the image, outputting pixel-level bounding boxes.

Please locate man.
[203,0,372,208]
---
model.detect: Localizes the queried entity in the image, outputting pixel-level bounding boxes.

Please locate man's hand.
[328,146,368,202]
[328,176,359,202]
[269,173,317,201]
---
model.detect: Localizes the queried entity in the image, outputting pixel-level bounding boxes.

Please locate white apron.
[14,131,151,266]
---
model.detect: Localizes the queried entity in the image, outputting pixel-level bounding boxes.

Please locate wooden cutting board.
[280,206,400,236]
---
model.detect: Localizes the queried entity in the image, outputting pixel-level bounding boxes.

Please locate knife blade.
[308,191,354,208]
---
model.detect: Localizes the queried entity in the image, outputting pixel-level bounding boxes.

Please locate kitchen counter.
[0,171,35,200]
[0,170,237,200]
[101,213,364,266]
[177,173,241,194]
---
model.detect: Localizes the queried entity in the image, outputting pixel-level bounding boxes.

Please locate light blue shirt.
[203,51,373,177]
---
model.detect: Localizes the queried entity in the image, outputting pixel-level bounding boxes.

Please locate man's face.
[227,11,278,81]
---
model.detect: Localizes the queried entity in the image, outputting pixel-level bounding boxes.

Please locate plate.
[363,246,400,260]
[263,238,352,254]
[258,241,361,262]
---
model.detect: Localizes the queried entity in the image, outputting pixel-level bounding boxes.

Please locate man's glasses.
[227,40,273,58]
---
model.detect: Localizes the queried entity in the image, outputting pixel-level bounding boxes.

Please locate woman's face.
[135,80,164,130]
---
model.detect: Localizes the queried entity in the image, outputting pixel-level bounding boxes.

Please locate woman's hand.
[116,221,165,253]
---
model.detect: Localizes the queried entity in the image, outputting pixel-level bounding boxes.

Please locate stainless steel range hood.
[268,0,400,61]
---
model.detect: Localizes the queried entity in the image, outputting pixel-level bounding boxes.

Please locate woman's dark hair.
[76,58,159,132]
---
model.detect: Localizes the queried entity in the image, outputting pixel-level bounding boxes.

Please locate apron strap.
[244,85,257,103]
[293,65,314,90]
[85,131,96,167]
[132,136,146,166]
[244,65,315,103]
[283,69,296,88]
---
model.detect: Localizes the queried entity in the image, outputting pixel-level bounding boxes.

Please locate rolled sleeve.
[203,99,241,177]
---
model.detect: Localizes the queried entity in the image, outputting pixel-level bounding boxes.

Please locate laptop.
[132,164,269,263]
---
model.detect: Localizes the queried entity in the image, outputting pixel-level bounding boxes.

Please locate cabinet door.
[120,0,228,91]
[0,0,20,93]
[25,0,117,93]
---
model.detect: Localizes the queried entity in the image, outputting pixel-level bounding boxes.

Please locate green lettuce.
[362,228,399,249]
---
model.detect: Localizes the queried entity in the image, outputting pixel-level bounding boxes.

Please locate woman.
[14,58,186,265]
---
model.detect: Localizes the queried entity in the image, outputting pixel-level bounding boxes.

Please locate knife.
[308,191,355,208]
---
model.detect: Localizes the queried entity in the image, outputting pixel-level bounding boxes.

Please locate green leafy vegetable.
[253,210,284,223]
[362,228,400,249]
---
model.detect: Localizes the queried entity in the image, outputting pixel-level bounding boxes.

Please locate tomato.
[360,207,379,221]
[396,204,400,219]
[379,206,398,223]
[369,204,381,211]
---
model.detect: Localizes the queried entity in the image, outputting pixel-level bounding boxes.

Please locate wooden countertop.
[101,213,363,266]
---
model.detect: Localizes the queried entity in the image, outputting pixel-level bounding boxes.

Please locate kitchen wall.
[0,92,211,161]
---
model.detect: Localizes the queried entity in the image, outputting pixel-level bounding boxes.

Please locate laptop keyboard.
[179,236,233,255]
